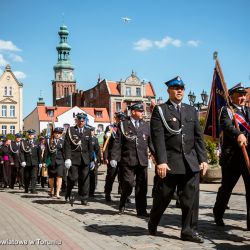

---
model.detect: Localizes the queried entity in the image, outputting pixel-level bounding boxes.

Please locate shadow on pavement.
[32,199,66,205]
[83,224,180,240]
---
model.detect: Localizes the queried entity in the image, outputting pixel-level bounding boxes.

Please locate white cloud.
[0,40,21,51]
[9,53,23,62]
[0,54,8,66]
[134,36,183,51]
[187,40,200,47]
[13,71,26,79]
[154,36,182,48]
[134,39,153,51]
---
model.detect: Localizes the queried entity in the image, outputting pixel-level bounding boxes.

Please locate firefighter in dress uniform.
[46,127,65,199]
[20,129,42,194]
[64,113,94,205]
[89,127,101,197]
[213,83,250,230]
[103,111,126,202]
[148,76,208,243]
[110,103,154,216]
[10,133,23,189]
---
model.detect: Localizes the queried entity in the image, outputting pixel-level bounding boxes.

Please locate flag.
[203,60,228,140]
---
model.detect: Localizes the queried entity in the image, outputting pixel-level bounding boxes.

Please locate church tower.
[52,25,76,105]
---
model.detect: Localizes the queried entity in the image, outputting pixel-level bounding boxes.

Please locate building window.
[10,105,15,117]
[9,87,12,96]
[2,105,7,117]
[96,111,102,118]
[2,125,7,135]
[64,87,69,97]
[90,92,93,98]
[126,87,131,96]
[136,87,141,96]
[10,125,15,134]
[47,110,54,117]
[4,86,7,96]
[116,102,121,112]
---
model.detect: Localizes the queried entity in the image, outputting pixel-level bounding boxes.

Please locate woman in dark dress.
[47,127,65,198]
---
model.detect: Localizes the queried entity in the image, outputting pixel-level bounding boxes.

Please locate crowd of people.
[0,76,249,244]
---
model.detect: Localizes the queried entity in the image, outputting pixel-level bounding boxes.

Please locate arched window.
[4,86,7,96]
[9,86,12,96]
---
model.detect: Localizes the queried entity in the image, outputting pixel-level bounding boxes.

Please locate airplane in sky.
[121,17,131,23]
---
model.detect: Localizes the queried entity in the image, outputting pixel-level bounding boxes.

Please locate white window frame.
[2,125,7,135]
[2,105,7,117]
[10,125,15,134]
[10,105,15,117]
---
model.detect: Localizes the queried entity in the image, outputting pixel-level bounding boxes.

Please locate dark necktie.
[135,120,139,129]
[79,128,83,136]
[176,104,180,113]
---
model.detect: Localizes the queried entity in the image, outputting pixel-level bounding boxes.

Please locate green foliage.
[205,138,219,165]
[199,116,205,130]
[6,134,15,140]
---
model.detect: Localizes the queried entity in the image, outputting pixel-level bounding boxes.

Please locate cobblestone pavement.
[0,165,249,249]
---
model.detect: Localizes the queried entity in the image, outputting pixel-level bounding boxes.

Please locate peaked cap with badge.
[228,82,247,96]
[164,76,185,88]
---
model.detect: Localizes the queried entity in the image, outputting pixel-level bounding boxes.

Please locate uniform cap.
[27,129,36,135]
[164,76,185,87]
[15,133,22,138]
[76,112,87,121]
[228,82,247,96]
[114,111,127,119]
[130,103,144,112]
[53,127,64,133]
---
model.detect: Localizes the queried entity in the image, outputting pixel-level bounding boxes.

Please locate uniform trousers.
[213,153,250,229]
[104,163,120,195]
[66,162,89,201]
[119,164,148,214]
[24,165,38,192]
[89,162,98,195]
[150,171,200,236]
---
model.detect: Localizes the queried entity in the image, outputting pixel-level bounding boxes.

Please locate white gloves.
[21,162,26,167]
[39,163,43,169]
[105,131,111,138]
[89,161,95,170]
[65,159,72,169]
[110,160,117,168]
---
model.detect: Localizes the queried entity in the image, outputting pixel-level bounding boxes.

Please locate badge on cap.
[173,117,177,122]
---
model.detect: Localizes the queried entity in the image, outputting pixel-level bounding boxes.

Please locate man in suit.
[111,103,154,217]
[213,83,250,230]
[149,76,208,243]
[103,111,126,202]
[10,133,23,189]
[64,113,94,205]
[20,129,42,194]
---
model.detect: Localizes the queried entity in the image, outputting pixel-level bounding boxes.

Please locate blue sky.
[1,0,250,116]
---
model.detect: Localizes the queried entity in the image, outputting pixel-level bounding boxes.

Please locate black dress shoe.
[214,217,225,226]
[105,194,112,202]
[81,200,88,206]
[148,220,157,236]
[181,232,204,243]
[118,206,125,214]
[137,211,149,218]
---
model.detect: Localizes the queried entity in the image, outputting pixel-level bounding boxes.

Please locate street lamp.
[188,91,196,106]
[201,90,208,106]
